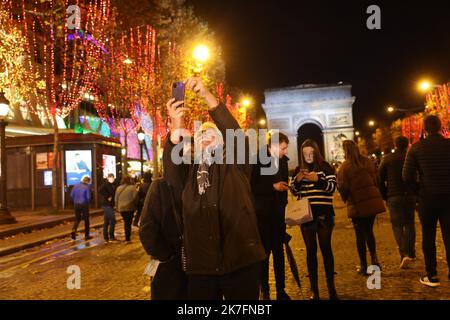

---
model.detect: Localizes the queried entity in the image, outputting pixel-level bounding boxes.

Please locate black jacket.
[138,181,152,208]
[403,133,450,203]
[378,150,417,200]
[163,103,266,276]
[139,179,182,262]
[251,148,289,216]
[139,178,187,300]
[98,181,116,207]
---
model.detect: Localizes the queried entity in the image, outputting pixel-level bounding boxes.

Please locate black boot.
[308,274,319,300]
[326,277,338,300]
[371,252,381,271]
[276,289,291,300]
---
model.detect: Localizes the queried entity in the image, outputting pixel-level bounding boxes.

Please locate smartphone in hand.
[172,82,185,106]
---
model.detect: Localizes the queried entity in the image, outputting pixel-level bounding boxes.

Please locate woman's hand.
[185,77,218,110]
[167,98,188,144]
[295,173,306,182]
[273,181,289,192]
[305,171,319,182]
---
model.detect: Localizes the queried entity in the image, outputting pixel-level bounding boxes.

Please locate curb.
[0,216,124,257]
[0,209,103,239]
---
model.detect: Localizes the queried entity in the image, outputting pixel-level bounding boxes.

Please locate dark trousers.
[351,216,377,269]
[188,262,261,300]
[387,195,416,259]
[418,199,450,278]
[102,205,116,240]
[258,206,286,293]
[72,204,90,237]
[151,256,188,300]
[133,204,143,226]
[120,211,134,241]
[301,215,335,281]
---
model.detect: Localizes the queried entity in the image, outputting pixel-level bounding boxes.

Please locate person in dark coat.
[70,176,92,241]
[403,115,450,287]
[379,136,417,268]
[133,172,153,227]
[98,173,117,242]
[251,132,290,300]
[337,140,386,276]
[139,178,188,300]
[163,77,266,300]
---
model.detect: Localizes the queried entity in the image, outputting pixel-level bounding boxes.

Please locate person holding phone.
[251,132,291,300]
[291,139,338,300]
[163,77,266,300]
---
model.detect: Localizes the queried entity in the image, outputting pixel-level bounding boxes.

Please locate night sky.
[186,0,450,137]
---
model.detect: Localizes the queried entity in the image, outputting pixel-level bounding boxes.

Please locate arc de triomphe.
[262,84,355,170]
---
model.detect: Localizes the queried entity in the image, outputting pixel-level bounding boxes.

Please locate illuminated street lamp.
[368,120,375,127]
[418,79,440,92]
[137,128,146,177]
[387,106,395,113]
[259,119,266,126]
[0,91,17,224]
[355,131,360,136]
[193,45,210,63]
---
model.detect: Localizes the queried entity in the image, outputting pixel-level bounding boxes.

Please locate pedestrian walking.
[379,136,417,268]
[115,176,138,242]
[291,139,338,300]
[133,171,153,227]
[403,115,450,287]
[163,77,266,300]
[70,176,92,241]
[337,140,385,276]
[98,173,117,242]
[251,132,291,300]
[139,178,188,300]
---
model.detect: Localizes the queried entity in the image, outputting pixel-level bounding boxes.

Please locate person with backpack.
[337,140,386,275]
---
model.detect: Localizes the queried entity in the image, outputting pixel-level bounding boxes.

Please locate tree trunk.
[152,137,159,178]
[52,117,59,210]
[122,131,128,177]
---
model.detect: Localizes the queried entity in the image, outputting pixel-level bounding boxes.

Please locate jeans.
[72,204,90,237]
[418,199,450,278]
[120,211,134,241]
[102,205,116,241]
[387,195,416,259]
[187,262,261,300]
[351,216,377,269]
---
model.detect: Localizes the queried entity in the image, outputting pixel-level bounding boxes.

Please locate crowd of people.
[69,77,450,300]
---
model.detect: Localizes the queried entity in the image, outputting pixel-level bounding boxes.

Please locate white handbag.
[285,195,313,226]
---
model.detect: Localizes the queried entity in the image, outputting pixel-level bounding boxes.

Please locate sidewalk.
[0,208,104,257]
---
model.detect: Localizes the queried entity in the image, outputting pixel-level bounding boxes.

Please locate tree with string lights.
[7,0,116,209]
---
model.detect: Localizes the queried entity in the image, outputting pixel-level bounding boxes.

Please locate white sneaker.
[400,256,413,269]
[419,276,440,287]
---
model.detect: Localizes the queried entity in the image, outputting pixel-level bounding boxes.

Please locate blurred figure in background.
[134,172,153,227]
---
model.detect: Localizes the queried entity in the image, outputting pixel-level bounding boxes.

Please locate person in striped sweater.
[291,139,338,300]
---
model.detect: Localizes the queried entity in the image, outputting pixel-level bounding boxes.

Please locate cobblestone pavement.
[0,195,449,300]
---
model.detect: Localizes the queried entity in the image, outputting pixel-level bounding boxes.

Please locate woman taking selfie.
[337,140,385,276]
[291,139,338,300]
